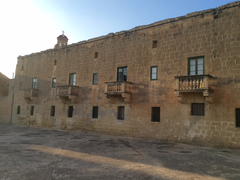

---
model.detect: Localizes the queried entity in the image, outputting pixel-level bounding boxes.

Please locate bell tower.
[54,31,68,49]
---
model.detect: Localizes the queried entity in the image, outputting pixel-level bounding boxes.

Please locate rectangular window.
[21,66,24,71]
[30,106,34,116]
[92,73,98,85]
[69,73,76,86]
[117,67,127,81]
[32,78,37,89]
[151,66,158,80]
[94,52,98,58]
[191,103,205,116]
[152,107,160,122]
[92,106,98,118]
[68,106,73,118]
[54,60,57,66]
[117,106,124,120]
[152,40,157,48]
[188,57,204,75]
[19,81,22,90]
[236,108,240,127]
[51,106,55,116]
[52,78,56,88]
[17,106,20,115]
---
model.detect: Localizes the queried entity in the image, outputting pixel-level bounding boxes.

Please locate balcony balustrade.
[24,89,38,103]
[57,85,79,103]
[174,74,214,103]
[104,81,132,103]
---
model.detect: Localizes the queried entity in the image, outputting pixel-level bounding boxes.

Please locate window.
[94,52,98,58]
[236,108,240,127]
[117,106,124,120]
[52,78,56,88]
[30,106,34,116]
[152,40,157,48]
[50,106,55,116]
[117,67,127,81]
[69,73,76,86]
[191,103,205,116]
[21,66,24,71]
[92,106,98,118]
[151,66,158,80]
[19,81,22,90]
[54,60,57,66]
[188,57,204,75]
[152,107,160,122]
[92,73,98,85]
[68,106,73,118]
[17,106,20,115]
[32,78,37,89]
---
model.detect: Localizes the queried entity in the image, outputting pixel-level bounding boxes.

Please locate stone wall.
[0,79,14,123]
[11,1,240,148]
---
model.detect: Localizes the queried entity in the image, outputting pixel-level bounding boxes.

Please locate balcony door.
[188,57,204,75]
[117,67,127,81]
[69,73,76,86]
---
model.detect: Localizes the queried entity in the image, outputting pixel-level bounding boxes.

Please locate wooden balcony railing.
[24,89,38,103]
[104,81,132,103]
[57,85,79,103]
[174,74,214,103]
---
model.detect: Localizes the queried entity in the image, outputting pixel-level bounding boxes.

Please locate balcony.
[104,81,132,103]
[24,89,38,103]
[57,85,79,103]
[174,74,214,103]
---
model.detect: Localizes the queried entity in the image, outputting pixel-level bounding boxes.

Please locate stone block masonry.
[6,1,240,148]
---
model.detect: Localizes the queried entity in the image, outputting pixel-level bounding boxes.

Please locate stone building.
[7,1,240,147]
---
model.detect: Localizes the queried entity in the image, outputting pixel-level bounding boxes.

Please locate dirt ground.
[0,122,240,180]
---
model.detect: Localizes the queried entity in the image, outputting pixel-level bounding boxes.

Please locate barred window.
[117,106,124,120]
[92,106,98,118]
[30,106,34,116]
[51,106,55,116]
[236,108,240,127]
[152,107,160,122]
[68,106,73,118]
[17,106,20,115]
[191,103,205,116]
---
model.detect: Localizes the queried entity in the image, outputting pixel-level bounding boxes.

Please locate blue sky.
[0,0,236,78]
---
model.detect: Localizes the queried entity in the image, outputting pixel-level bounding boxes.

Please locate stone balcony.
[104,81,132,103]
[174,74,214,103]
[57,85,79,103]
[24,89,38,103]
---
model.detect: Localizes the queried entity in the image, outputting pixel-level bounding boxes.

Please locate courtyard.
[0,122,240,180]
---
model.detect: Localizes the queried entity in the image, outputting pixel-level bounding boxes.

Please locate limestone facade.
[8,1,240,147]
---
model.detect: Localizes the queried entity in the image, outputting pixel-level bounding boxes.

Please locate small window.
[188,57,204,75]
[151,66,158,80]
[54,60,57,66]
[92,73,98,85]
[17,106,20,115]
[152,107,160,122]
[117,106,124,120]
[236,108,240,127]
[69,73,76,86]
[52,78,56,88]
[117,67,127,81]
[30,106,34,116]
[68,106,73,118]
[152,40,157,48]
[92,106,98,118]
[51,106,55,116]
[94,52,98,58]
[19,81,22,90]
[21,66,24,71]
[191,103,205,116]
[32,78,37,89]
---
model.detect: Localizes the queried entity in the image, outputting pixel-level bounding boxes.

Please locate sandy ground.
[0,122,240,180]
